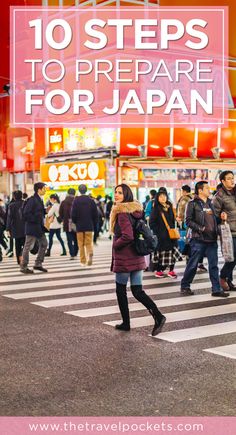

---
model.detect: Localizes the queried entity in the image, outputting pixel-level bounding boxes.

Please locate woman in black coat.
[150,191,182,279]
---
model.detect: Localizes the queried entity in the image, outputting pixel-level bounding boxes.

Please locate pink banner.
[10,6,228,128]
[0,417,236,435]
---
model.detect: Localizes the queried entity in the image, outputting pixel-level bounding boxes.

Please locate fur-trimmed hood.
[110,200,143,233]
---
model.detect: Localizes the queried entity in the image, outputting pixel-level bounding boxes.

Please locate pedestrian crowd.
[1,170,236,336]
[0,184,113,270]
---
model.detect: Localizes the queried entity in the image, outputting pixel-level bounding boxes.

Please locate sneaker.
[33,266,48,272]
[167,271,177,279]
[154,271,165,278]
[180,288,194,296]
[152,316,166,336]
[198,263,207,272]
[219,278,229,291]
[212,291,229,297]
[20,268,34,274]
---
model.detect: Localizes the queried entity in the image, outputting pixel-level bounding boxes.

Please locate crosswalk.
[1,238,236,360]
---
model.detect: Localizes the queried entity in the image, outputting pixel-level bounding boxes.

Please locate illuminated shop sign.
[41,160,106,184]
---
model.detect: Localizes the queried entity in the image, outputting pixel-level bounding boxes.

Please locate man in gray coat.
[212,170,236,291]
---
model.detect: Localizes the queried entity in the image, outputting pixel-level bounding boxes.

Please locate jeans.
[66,231,78,257]
[21,234,48,269]
[220,236,236,281]
[116,270,143,286]
[48,229,66,253]
[181,239,221,293]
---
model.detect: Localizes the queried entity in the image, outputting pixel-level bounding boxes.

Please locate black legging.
[156,263,174,272]
[48,229,66,253]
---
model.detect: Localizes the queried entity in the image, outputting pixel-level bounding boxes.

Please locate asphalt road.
[0,237,236,416]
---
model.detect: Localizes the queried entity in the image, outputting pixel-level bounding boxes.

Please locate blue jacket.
[145,199,154,219]
[23,193,46,238]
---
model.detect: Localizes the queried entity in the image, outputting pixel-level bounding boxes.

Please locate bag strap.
[161,212,170,230]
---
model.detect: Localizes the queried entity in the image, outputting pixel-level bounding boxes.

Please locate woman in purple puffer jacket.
[110,183,166,336]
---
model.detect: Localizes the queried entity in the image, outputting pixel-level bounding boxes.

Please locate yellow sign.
[41,160,106,184]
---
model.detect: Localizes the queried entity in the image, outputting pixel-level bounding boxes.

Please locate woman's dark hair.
[155,191,168,205]
[115,184,134,202]
[50,193,60,203]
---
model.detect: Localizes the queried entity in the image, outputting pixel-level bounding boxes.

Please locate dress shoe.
[152,316,166,336]
[198,263,207,272]
[20,268,34,274]
[44,251,50,257]
[60,252,67,256]
[212,291,229,297]
[180,288,194,296]
[115,323,130,331]
[219,278,229,291]
[226,279,236,291]
[33,266,48,272]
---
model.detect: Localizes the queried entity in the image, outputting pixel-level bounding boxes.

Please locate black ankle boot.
[115,323,130,331]
[116,282,130,330]
[131,285,165,336]
[151,315,166,336]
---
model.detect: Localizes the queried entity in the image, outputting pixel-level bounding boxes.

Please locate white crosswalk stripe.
[1,240,236,360]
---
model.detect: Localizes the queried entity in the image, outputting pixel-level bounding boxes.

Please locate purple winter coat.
[110,201,146,273]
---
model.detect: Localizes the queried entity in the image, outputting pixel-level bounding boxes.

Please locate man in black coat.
[59,188,78,259]
[20,182,48,274]
[71,184,98,266]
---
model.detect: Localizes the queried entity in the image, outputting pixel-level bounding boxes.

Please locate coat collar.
[109,201,143,234]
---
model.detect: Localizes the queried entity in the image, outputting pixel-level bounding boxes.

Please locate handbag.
[30,240,39,255]
[68,218,77,232]
[161,213,180,240]
[44,215,54,231]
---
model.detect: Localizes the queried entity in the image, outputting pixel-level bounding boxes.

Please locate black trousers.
[15,237,25,258]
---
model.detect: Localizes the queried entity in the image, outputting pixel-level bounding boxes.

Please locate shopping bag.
[219,222,234,262]
[178,229,186,253]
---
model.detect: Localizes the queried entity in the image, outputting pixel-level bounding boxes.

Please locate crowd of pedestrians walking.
[1,170,236,336]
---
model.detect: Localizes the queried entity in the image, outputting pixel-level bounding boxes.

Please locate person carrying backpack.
[110,183,166,336]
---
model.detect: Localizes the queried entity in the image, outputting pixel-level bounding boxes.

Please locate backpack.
[129,215,157,256]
